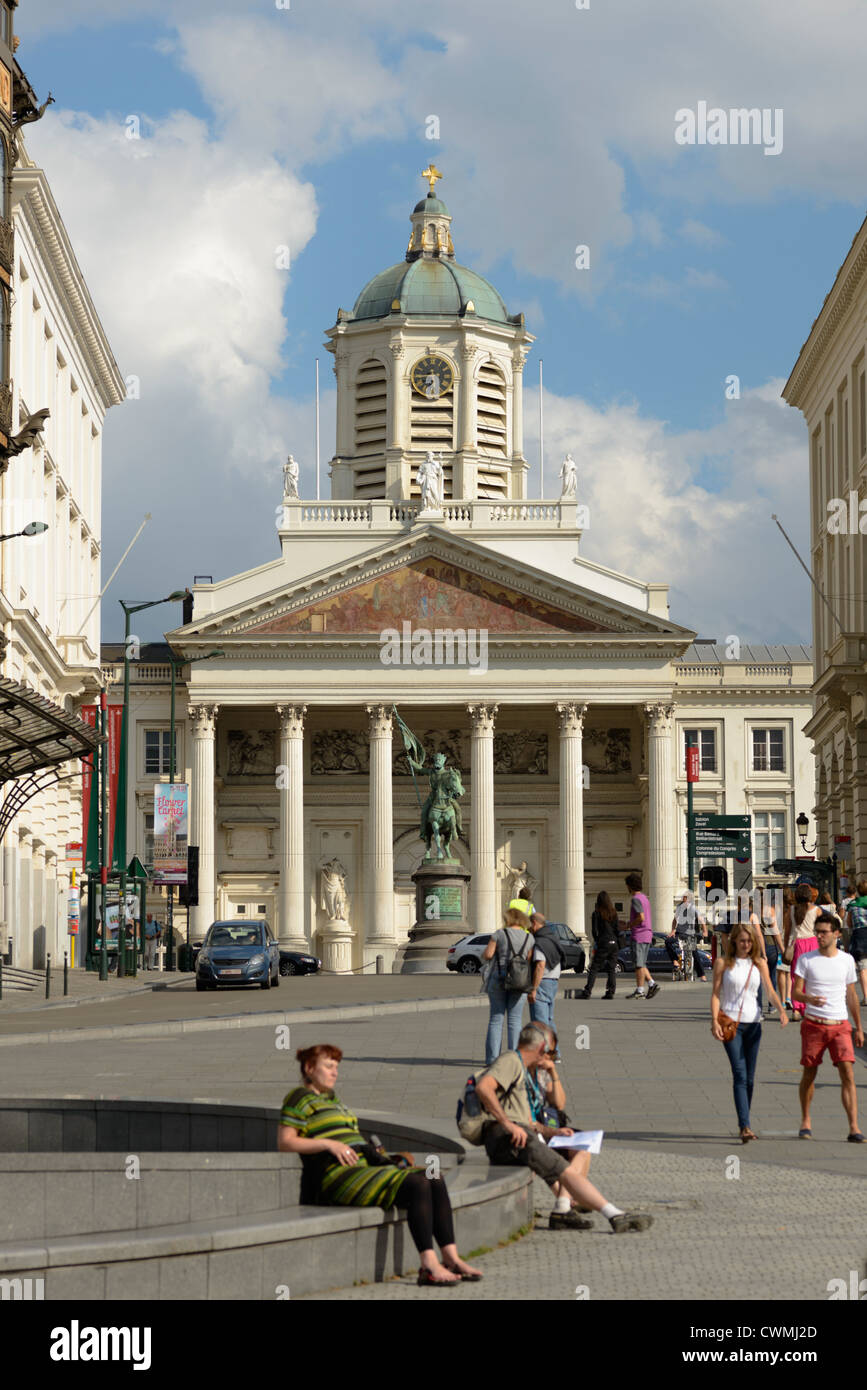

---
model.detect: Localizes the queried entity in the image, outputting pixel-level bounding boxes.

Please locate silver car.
[446,933,492,974]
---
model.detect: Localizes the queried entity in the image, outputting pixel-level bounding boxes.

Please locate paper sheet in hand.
[546,1129,603,1154]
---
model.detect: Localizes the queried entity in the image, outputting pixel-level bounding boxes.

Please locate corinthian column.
[365,704,396,964]
[557,702,587,941]
[277,705,307,951]
[189,704,219,943]
[468,703,498,936]
[644,703,676,937]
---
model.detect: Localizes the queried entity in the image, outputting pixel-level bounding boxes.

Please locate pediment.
[175,531,693,644]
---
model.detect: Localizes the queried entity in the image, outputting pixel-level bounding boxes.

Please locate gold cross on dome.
[422,164,443,194]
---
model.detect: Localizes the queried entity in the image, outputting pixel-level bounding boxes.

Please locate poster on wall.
[152,783,188,884]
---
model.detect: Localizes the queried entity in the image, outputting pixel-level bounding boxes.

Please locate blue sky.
[17,0,867,643]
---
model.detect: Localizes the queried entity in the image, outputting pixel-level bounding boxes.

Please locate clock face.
[411,353,454,400]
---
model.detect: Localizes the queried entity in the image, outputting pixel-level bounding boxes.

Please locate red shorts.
[800,1018,855,1068]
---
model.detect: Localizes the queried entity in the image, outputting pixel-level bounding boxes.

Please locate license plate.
[219,969,242,976]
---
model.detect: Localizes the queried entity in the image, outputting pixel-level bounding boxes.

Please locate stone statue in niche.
[311,730,369,774]
[494,731,548,775]
[227,730,276,777]
[320,859,349,921]
[503,858,539,903]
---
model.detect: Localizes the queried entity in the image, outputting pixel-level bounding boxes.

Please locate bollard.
[5,935,10,965]
[64,951,69,996]
[376,955,384,974]
[45,953,51,998]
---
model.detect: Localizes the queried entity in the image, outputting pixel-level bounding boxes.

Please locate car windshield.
[208,925,263,947]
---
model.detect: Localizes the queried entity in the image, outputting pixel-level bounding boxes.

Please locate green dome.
[413,194,450,215]
[351,258,509,323]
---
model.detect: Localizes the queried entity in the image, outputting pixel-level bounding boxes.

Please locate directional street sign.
[689,813,752,859]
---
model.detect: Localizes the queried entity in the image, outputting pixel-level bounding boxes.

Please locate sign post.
[685,735,699,899]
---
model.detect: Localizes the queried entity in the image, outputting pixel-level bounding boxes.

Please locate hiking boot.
[609,1211,653,1234]
[549,1209,594,1231]
[646,983,661,999]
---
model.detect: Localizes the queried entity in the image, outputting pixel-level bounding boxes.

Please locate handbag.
[716,962,755,1043]
[503,929,533,993]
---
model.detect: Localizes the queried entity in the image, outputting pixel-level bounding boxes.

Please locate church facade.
[136,173,814,971]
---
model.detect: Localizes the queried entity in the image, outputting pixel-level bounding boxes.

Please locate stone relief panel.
[311,730,369,775]
[226,730,276,777]
[394,729,466,776]
[583,728,632,775]
[494,732,548,775]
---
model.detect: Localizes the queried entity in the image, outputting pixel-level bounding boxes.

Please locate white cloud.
[680,219,727,248]
[526,380,810,642]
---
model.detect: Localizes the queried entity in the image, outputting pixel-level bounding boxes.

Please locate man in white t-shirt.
[793,912,865,1142]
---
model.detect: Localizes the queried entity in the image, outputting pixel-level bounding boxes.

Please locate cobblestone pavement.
[298,1151,867,1301]
[2,979,864,1302]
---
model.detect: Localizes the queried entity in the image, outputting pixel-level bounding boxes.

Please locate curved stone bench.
[0,1098,533,1299]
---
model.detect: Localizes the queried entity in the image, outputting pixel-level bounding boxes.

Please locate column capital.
[366,704,393,738]
[187,704,219,735]
[467,702,498,732]
[644,701,675,733]
[276,704,307,738]
[556,701,587,735]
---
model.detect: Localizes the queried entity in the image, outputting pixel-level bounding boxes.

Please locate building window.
[753,811,786,867]
[752,728,785,773]
[144,728,176,777]
[683,728,717,773]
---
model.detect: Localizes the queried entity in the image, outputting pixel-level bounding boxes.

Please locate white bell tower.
[325,168,534,503]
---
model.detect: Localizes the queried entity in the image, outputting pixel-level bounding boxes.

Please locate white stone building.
[783,213,867,882]
[99,173,814,973]
[0,137,125,966]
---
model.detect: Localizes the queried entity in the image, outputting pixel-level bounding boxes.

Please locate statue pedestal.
[319,919,354,975]
[398,858,472,974]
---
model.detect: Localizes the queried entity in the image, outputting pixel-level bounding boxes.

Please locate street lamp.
[115,590,189,977]
[0,520,48,541]
[795,812,838,902]
[164,647,225,972]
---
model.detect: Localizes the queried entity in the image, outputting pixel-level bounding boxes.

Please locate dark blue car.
[195,919,280,991]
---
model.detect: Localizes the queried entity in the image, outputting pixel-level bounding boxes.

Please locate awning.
[0,676,101,782]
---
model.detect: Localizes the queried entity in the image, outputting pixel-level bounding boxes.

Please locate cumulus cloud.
[525,380,810,643]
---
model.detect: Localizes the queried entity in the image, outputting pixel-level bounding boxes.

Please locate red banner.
[81,704,124,869]
[686,746,700,783]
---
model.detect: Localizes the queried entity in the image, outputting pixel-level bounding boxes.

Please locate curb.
[0,993,489,1047]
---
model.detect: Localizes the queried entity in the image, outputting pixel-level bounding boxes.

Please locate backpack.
[502,929,533,993]
[456,1064,521,1145]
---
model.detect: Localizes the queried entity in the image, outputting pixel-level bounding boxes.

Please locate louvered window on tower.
[353,358,387,497]
[475,361,509,497]
[410,383,454,456]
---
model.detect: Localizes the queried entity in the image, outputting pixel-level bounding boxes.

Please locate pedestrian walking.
[671,891,709,982]
[844,878,867,1006]
[581,891,621,998]
[144,912,161,970]
[480,907,536,1066]
[759,893,783,1012]
[624,872,660,999]
[775,887,795,1010]
[711,921,788,1143]
[793,912,865,1142]
[527,912,564,1040]
[784,885,821,1018]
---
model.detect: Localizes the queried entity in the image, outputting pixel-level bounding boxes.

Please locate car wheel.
[458,957,480,974]
[281,960,298,976]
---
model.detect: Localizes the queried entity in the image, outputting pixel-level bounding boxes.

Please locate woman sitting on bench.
[278,1043,482,1287]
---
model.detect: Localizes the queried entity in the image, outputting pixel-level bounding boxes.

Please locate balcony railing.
[278,497,582,533]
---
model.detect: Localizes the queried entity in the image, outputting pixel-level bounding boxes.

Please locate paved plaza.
[1,973,865,1300]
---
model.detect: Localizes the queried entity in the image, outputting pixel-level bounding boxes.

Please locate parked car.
[446,923,586,975]
[616,931,711,977]
[195,919,280,990]
[446,933,491,974]
[279,949,321,977]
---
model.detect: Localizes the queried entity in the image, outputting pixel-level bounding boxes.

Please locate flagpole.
[315,358,321,501]
[539,359,544,498]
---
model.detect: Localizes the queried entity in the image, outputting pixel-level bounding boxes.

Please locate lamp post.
[115,591,188,977]
[0,520,49,542]
[164,648,224,972]
[795,812,838,903]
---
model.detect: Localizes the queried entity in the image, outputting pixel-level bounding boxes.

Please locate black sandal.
[417,1268,461,1287]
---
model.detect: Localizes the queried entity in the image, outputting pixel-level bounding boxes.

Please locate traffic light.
[700,865,728,895]
[178,846,199,908]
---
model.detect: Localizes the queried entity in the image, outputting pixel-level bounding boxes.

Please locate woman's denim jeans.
[485,983,525,1065]
[722,1019,762,1129]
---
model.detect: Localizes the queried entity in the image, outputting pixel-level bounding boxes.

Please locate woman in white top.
[711,922,788,1142]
